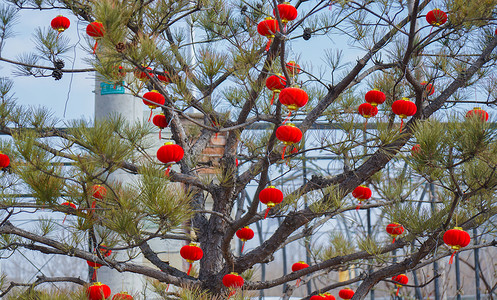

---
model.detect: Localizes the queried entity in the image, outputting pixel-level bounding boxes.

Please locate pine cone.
[303,28,312,41]
[115,42,126,53]
[52,69,63,80]
[54,59,65,70]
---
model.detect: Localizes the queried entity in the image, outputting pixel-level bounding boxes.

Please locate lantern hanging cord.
[63,19,83,118]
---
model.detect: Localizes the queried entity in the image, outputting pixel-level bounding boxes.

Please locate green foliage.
[447,0,497,28]
[319,232,355,260]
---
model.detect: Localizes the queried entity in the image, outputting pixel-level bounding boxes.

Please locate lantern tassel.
[270,92,276,105]
[392,237,396,244]
[264,207,271,219]
[364,119,368,131]
[187,263,192,275]
[228,290,236,298]
[265,39,272,51]
[62,215,67,224]
[296,278,301,287]
[399,119,404,132]
[148,109,153,122]
[91,269,97,281]
[159,129,162,140]
[281,145,288,160]
[449,250,456,265]
[241,241,245,254]
[92,41,98,54]
[396,286,400,296]
[165,165,171,177]
[283,111,292,124]
[166,284,170,292]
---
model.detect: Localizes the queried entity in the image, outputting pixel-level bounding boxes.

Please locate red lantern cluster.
[223,272,244,298]
[466,107,489,122]
[257,17,279,51]
[443,227,470,264]
[386,223,404,243]
[291,261,309,287]
[0,152,10,169]
[143,90,166,121]
[426,9,447,26]
[273,3,298,24]
[180,243,203,275]
[236,226,254,253]
[392,274,408,296]
[392,97,417,131]
[276,123,303,159]
[358,89,385,130]
[152,113,169,139]
[266,74,287,105]
[86,21,105,53]
[352,185,372,210]
[259,186,284,219]
[87,282,111,300]
[51,15,70,33]
[113,292,134,300]
[421,81,435,96]
[286,61,301,77]
[338,288,355,300]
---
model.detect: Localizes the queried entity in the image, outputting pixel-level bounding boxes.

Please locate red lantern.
[466,107,489,122]
[286,61,301,77]
[257,17,279,51]
[411,144,421,156]
[86,282,111,300]
[152,113,169,139]
[92,185,107,200]
[157,71,171,84]
[51,15,70,34]
[310,295,326,300]
[421,81,435,96]
[392,97,417,131]
[86,21,105,53]
[338,288,355,300]
[273,3,298,24]
[276,123,303,159]
[352,185,372,210]
[143,90,166,122]
[259,186,284,219]
[386,223,404,243]
[236,226,254,253]
[358,103,378,119]
[392,274,408,296]
[113,292,133,300]
[157,142,184,175]
[0,152,10,169]
[134,66,153,81]
[426,9,447,26]
[223,272,244,298]
[291,261,309,287]
[87,260,102,281]
[98,244,112,257]
[279,87,308,121]
[180,242,203,275]
[324,293,336,300]
[443,227,470,264]
[266,74,287,105]
[61,201,77,224]
[365,89,386,106]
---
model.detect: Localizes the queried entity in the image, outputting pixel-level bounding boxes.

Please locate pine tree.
[0,0,497,299]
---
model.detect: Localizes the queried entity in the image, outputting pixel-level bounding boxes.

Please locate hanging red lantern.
[92,185,107,200]
[236,226,254,253]
[98,244,112,257]
[86,260,102,281]
[365,89,386,106]
[134,66,153,81]
[443,227,470,264]
[157,71,171,84]
[259,186,284,219]
[143,90,166,122]
[266,74,287,105]
[51,15,70,34]
[276,123,303,159]
[152,113,169,139]
[113,292,134,300]
[86,21,105,53]
[86,282,111,300]
[157,142,184,175]
[223,272,244,298]
[291,261,309,287]
[285,61,301,77]
[180,242,203,275]
[358,103,378,131]
[392,97,417,131]
[386,223,405,243]
[338,288,355,300]
[421,81,435,96]
[323,293,336,300]
[279,87,308,121]
[352,185,372,210]
[0,152,10,169]
[411,144,421,156]
[273,3,298,24]
[61,201,77,224]
[426,9,447,26]
[257,17,279,51]
[392,274,408,296]
[466,107,489,122]
[310,295,326,300]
